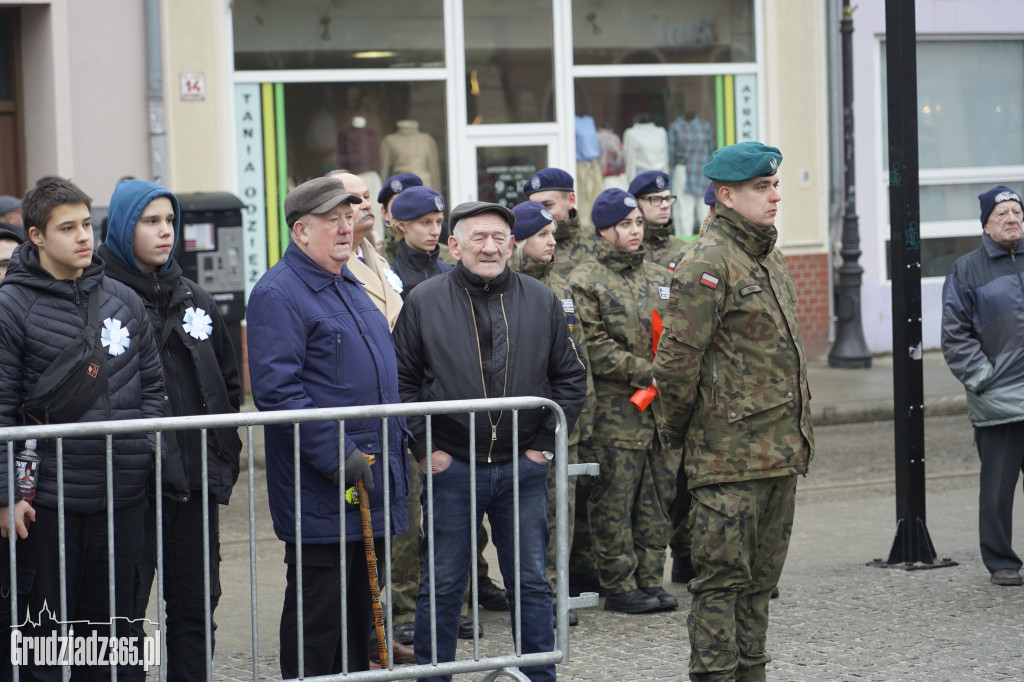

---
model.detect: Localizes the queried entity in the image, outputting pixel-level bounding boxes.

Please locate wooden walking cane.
[346,453,388,668]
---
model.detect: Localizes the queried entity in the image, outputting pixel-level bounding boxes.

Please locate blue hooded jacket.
[104,180,182,272]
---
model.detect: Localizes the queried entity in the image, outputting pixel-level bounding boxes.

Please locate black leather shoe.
[641,586,679,611]
[393,621,415,645]
[478,576,509,611]
[603,588,663,614]
[771,586,780,599]
[552,603,580,626]
[671,555,697,584]
[458,615,482,639]
[569,571,606,597]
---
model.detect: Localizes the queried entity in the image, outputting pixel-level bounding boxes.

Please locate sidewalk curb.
[812,394,967,427]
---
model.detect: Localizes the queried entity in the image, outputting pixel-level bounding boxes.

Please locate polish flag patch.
[699,272,720,289]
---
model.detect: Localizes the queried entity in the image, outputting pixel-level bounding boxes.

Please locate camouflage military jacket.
[551,210,599,278]
[511,250,595,445]
[568,239,672,449]
[652,206,814,488]
[644,220,690,272]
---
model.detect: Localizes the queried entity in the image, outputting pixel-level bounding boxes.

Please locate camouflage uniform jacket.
[652,206,814,489]
[568,239,672,449]
[512,249,596,446]
[644,220,690,272]
[551,209,599,278]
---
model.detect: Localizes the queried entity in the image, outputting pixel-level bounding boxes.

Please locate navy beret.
[703,141,782,183]
[389,186,445,221]
[449,201,516,230]
[704,182,716,206]
[628,170,671,198]
[523,168,574,195]
[377,172,423,205]
[979,185,1024,226]
[591,188,639,230]
[511,201,556,241]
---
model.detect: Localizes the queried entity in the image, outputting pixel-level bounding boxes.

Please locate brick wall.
[785,252,832,361]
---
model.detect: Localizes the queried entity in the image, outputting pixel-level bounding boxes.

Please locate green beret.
[703,141,783,182]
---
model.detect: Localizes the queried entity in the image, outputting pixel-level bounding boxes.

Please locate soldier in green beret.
[653,141,814,681]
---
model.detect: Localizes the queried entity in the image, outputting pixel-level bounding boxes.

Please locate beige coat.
[347,239,403,331]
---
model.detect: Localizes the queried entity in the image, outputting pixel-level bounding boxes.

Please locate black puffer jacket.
[100,245,242,504]
[393,262,588,462]
[0,245,166,514]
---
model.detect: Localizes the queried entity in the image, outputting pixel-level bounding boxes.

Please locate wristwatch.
[541,450,555,461]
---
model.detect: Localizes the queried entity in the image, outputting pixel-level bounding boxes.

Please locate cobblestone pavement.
[189,414,1024,681]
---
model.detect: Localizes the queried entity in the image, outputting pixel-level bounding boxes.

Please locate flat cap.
[510,201,555,241]
[0,195,20,215]
[377,172,423,206]
[523,168,574,195]
[628,170,671,198]
[390,186,445,221]
[449,201,516,230]
[703,141,782,183]
[284,177,361,227]
[591,188,639,230]
[0,222,25,244]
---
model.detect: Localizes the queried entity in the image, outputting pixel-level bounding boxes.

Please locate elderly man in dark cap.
[942,185,1024,588]
[393,201,588,682]
[0,195,21,228]
[653,141,814,682]
[247,176,412,677]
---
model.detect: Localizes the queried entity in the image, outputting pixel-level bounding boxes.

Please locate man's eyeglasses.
[642,195,677,207]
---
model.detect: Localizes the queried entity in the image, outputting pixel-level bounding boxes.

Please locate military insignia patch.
[659,286,670,299]
[739,284,762,296]
[391,179,402,192]
[699,273,719,289]
[561,299,575,314]
[434,195,444,211]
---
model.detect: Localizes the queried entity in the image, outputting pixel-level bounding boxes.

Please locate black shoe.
[552,603,580,626]
[771,586,780,599]
[458,615,482,639]
[393,621,415,645]
[603,588,663,614]
[990,568,1022,586]
[569,571,606,597]
[478,576,509,611]
[671,555,697,584]
[641,586,679,611]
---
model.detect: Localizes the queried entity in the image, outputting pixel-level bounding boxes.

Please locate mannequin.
[380,120,442,190]
[623,116,669,180]
[668,112,715,235]
[338,115,384,236]
[575,114,602,229]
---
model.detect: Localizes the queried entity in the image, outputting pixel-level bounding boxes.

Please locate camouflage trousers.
[389,452,477,624]
[687,475,797,682]
[545,444,579,592]
[669,459,693,557]
[588,439,680,594]
[569,446,597,577]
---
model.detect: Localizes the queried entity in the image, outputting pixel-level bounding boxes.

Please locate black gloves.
[342,449,374,492]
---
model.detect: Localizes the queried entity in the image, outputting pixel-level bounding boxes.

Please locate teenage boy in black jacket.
[100,179,242,682]
[0,177,166,680]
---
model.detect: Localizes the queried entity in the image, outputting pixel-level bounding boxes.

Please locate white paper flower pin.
[101,318,131,356]
[183,306,213,341]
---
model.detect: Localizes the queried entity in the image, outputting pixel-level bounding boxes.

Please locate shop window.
[464,0,555,124]
[232,0,444,70]
[571,0,754,66]
[880,40,1024,279]
[281,82,448,199]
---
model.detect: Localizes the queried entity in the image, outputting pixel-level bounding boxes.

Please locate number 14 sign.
[180,72,205,101]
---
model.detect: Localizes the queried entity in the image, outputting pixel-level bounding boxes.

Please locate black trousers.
[279,539,383,679]
[975,421,1024,573]
[0,502,145,682]
[130,493,222,682]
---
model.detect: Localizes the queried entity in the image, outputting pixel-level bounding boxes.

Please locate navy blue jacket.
[941,233,1024,426]
[0,245,165,514]
[247,241,410,544]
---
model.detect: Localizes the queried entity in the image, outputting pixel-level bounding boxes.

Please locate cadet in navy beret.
[390,185,444,222]
[511,201,555,241]
[524,167,575,196]
[389,186,451,298]
[591,188,644,252]
[377,172,423,208]
[628,170,672,199]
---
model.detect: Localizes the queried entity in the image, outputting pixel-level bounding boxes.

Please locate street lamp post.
[829,0,872,369]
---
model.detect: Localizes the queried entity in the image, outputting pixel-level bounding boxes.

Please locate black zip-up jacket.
[0,246,166,514]
[391,240,453,300]
[99,245,242,504]
[393,262,588,462]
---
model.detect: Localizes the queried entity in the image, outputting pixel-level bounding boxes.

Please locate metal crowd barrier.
[2,397,598,681]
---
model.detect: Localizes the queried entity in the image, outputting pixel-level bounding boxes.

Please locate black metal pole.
[878,0,951,570]
[829,0,872,369]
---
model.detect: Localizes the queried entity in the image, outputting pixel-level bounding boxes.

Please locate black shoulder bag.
[21,291,109,425]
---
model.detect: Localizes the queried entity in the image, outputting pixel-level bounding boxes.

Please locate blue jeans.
[414,455,554,682]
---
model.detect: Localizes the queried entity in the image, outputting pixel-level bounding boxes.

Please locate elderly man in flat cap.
[247,176,412,677]
[653,141,814,682]
[393,201,588,682]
